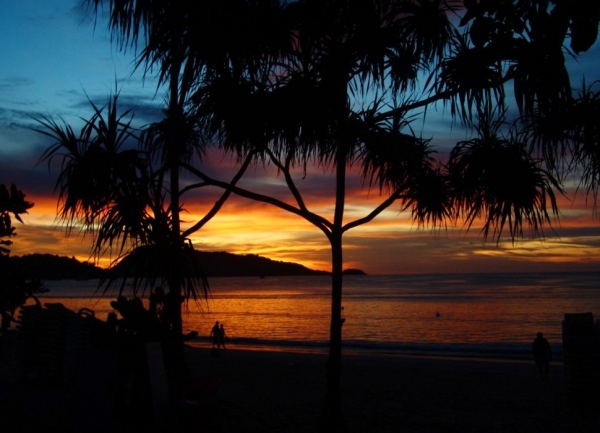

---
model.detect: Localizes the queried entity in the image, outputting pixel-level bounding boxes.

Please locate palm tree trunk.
[320,147,347,432]
[321,232,345,432]
[166,56,186,389]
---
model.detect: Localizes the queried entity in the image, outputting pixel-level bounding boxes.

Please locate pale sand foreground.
[1,343,598,432]
[185,346,599,432]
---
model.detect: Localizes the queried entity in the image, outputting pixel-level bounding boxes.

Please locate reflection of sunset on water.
[37,273,600,359]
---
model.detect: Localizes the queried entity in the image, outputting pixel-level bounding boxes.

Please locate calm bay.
[37,271,600,360]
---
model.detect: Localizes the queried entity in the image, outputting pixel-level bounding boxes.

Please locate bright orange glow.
[8,169,600,275]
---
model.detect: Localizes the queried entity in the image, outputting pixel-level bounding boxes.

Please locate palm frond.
[402,165,453,229]
[448,116,563,243]
[34,95,144,233]
[142,105,205,167]
[100,241,209,303]
[431,35,505,125]
[518,80,600,205]
[511,46,572,117]
[395,0,458,64]
[358,123,434,193]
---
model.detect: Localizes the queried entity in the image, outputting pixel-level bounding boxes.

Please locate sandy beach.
[183,346,598,433]
[188,349,600,433]
[1,342,598,432]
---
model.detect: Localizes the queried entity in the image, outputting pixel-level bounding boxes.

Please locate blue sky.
[1,1,161,188]
[1,0,600,275]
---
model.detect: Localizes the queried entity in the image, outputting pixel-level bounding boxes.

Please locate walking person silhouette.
[210,321,220,349]
[532,332,552,380]
[218,323,227,350]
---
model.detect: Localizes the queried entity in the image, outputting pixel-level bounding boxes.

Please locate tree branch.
[183,163,334,236]
[179,182,209,195]
[266,149,310,212]
[342,190,402,233]
[373,74,513,123]
[181,154,256,238]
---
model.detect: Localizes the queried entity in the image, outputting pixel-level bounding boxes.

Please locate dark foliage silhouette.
[37,1,600,431]
[0,184,45,333]
[0,184,33,256]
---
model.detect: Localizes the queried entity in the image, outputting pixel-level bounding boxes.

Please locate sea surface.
[37,272,600,361]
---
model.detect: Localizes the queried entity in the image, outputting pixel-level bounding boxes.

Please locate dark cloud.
[551,225,600,240]
[115,94,165,124]
[0,164,55,197]
[0,106,43,129]
[0,107,66,195]
[65,89,164,125]
[0,76,36,92]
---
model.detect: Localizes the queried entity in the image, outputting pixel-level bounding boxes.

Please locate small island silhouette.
[7,252,366,280]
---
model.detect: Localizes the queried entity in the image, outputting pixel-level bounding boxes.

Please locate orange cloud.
[7,158,600,275]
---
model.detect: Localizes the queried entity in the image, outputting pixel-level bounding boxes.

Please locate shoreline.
[187,337,563,363]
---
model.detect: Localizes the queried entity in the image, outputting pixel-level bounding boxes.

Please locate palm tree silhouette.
[33,90,253,388]
[42,0,600,431]
[35,1,263,392]
[188,2,599,430]
[0,183,42,333]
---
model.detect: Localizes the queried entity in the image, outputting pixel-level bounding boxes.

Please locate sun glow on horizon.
[6,172,600,275]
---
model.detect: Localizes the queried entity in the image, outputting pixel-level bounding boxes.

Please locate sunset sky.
[1,1,600,275]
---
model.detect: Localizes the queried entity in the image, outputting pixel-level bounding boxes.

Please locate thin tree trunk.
[321,147,347,432]
[166,56,186,390]
[321,232,345,432]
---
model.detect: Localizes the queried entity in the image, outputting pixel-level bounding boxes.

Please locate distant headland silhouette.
[7,252,366,280]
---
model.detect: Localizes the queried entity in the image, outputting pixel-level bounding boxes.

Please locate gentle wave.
[188,336,549,361]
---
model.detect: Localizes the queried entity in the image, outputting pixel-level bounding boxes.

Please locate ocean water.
[37,272,600,361]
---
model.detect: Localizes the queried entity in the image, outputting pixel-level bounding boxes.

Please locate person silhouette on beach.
[210,321,220,349]
[532,332,552,380]
[218,323,227,350]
